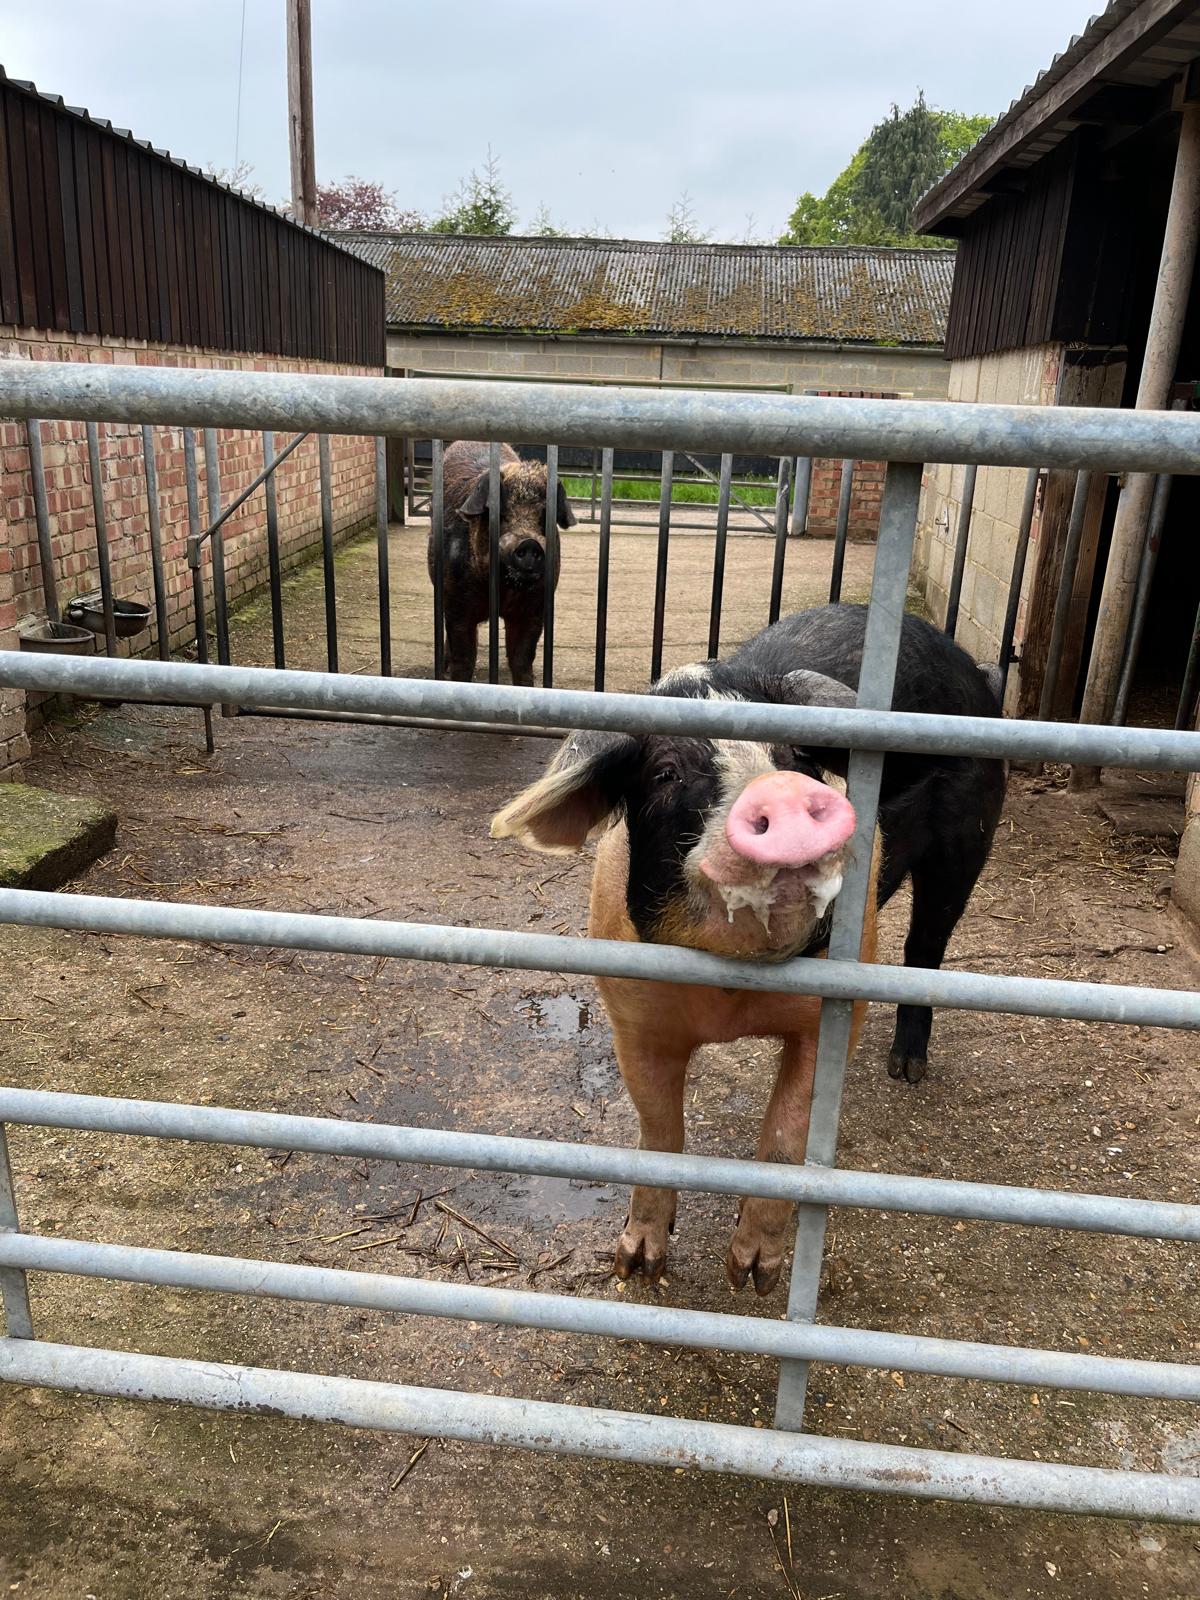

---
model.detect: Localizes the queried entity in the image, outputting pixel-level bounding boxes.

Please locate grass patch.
[561,474,777,507]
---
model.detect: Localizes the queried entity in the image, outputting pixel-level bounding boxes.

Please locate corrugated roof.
[915,0,1200,231]
[335,234,953,346]
[0,65,368,264]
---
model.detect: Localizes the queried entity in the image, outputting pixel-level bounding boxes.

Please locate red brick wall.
[0,328,381,776]
[802,390,894,541]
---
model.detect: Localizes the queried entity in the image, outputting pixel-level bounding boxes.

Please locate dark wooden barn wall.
[0,80,383,365]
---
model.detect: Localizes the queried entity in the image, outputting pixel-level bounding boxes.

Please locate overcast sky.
[2,0,1094,239]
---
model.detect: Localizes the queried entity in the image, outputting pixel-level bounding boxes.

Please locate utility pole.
[286,0,317,226]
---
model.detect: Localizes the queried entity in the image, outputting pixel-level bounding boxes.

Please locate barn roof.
[914,0,1200,234]
[334,234,954,347]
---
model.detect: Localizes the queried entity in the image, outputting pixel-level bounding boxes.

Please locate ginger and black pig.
[493,606,1006,1295]
[430,440,576,686]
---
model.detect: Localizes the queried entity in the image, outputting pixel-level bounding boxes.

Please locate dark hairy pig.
[429,440,576,686]
[492,605,1006,1295]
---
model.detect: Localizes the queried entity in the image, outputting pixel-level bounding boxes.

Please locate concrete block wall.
[0,328,380,777]
[914,343,1063,689]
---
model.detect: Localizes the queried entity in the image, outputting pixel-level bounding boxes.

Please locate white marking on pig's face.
[655,662,713,694]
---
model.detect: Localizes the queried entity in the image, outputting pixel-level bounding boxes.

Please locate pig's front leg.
[504,608,543,688]
[445,617,479,682]
[612,1030,691,1283]
[727,1032,817,1296]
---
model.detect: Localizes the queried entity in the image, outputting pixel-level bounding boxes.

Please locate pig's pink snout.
[724,772,855,867]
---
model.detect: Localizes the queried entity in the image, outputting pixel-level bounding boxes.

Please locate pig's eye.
[652,763,681,786]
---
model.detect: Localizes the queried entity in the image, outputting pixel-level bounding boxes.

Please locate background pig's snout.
[508,538,545,575]
[724,771,855,867]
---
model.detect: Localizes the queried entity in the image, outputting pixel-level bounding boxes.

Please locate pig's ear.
[490,730,635,854]
[458,471,490,520]
[555,480,577,529]
[777,669,858,709]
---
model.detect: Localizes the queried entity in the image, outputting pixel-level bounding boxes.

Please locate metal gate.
[1,361,1199,1522]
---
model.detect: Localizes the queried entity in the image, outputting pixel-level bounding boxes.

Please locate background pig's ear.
[458,471,490,519]
[490,730,635,854]
[555,480,577,528]
[777,669,858,709]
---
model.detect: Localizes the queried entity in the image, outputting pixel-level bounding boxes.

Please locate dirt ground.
[1,523,1199,1600]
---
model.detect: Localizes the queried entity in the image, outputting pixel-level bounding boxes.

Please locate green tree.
[430,148,516,236]
[527,203,570,237]
[664,191,710,244]
[780,95,992,248]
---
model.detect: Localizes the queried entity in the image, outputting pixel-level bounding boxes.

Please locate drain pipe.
[1071,93,1200,787]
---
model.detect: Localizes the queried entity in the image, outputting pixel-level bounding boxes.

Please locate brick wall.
[0,328,380,777]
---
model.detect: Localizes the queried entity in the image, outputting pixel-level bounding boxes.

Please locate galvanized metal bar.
[589,446,599,525]
[26,420,59,623]
[8,1231,1200,1401]
[183,429,215,754]
[1039,471,1095,721]
[3,1086,1197,1241]
[5,652,1200,772]
[1176,596,1200,732]
[944,462,977,637]
[140,426,169,661]
[593,447,614,692]
[318,434,338,674]
[5,363,1200,474]
[998,468,1040,701]
[190,430,309,554]
[542,444,559,689]
[1113,472,1172,727]
[405,437,417,520]
[262,432,286,671]
[85,421,118,658]
[488,441,501,685]
[768,456,793,625]
[375,437,392,678]
[4,1340,1197,1521]
[777,460,924,1429]
[0,1126,33,1340]
[681,451,773,533]
[707,453,734,659]
[202,428,231,668]
[650,450,674,682]
[828,458,854,604]
[790,455,812,538]
[431,440,446,681]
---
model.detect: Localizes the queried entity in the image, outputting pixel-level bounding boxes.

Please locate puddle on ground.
[489,1172,620,1225]
[517,992,619,1100]
[518,992,595,1039]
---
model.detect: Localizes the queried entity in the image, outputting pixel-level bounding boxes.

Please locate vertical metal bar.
[1038,471,1095,722]
[85,421,118,658]
[768,456,793,625]
[376,436,392,678]
[542,444,559,689]
[26,420,60,623]
[998,468,1041,703]
[406,438,417,521]
[775,460,923,1431]
[828,459,854,604]
[488,442,501,685]
[202,428,231,668]
[318,434,338,674]
[1114,473,1172,727]
[707,453,734,660]
[431,441,445,680]
[0,1125,33,1340]
[650,450,674,682]
[1174,595,1200,731]
[790,456,812,539]
[184,429,215,755]
[141,426,170,661]
[944,462,977,638]
[262,431,286,671]
[590,447,599,525]
[594,447,614,692]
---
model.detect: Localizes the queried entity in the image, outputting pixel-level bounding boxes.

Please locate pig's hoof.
[886,1050,928,1085]
[615,1220,670,1283]
[726,1228,786,1297]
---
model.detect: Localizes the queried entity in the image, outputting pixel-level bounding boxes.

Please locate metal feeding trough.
[65,594,152,640]
[18,619,95,654]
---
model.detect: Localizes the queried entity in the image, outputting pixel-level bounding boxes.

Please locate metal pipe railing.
[828,458,854,604]
[943,461,977,638]
[26,421,60,624]
[4,362,1200,471]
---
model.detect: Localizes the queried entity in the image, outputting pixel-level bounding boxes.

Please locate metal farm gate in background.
[1,363,1199,1522]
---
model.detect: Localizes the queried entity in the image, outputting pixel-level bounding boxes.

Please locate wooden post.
[286,0,317,226]
[1071,96,1200,787]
